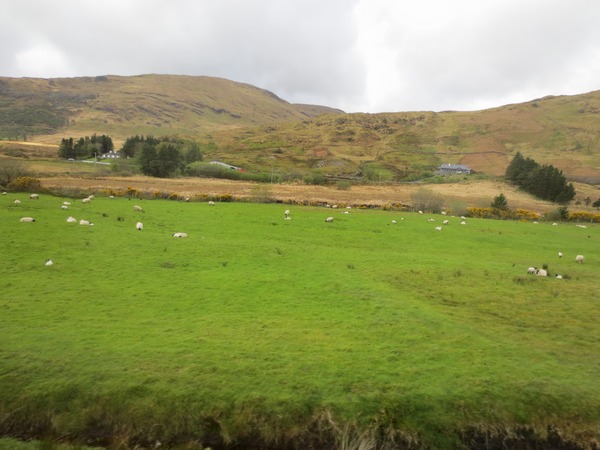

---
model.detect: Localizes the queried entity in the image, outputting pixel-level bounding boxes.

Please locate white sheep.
[442,219,449,225]
[208,201,215,206]
[332,205,338,209]
[61,205,69,210]
[435,226,443,231]
[63,201,71,206]
[535,269,548,277]
[79,219,93,226]
[391,220,397,224]
[284,216,291,221]
[575,254,585,264]
[555,274,563,279]
[284,209,290,216]
[45,259,53,266]
[13,199,21,204]
[20,217,35,222]
[2,191,6,195]
[134,205,143,211]
[66,216,77,223]
[460,221,467,225]
[527,267,537,275]
[30,193,39,199]
[325,217,334,223]
[558,252,563,258]
[173,232,188,238]
[136,222,143,231]
[418,210,423,214]
[82,197,91,203]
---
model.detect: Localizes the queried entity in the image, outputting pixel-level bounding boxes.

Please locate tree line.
[58,134,114,159]
[505,152,575,203]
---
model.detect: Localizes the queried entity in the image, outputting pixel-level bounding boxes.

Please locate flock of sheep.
[7,192,592,275]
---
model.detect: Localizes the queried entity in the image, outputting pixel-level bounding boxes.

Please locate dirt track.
[37,174,598,214]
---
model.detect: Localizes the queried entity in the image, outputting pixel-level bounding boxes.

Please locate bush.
[9,176,41,192]
[336,180,352,191]
[411,187,445,213]
[0,160,31,189]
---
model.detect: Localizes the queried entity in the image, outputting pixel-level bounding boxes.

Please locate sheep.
[575,254,585,264]
[13,199,21,204]
[136,221,143,231]
[79,219,94,226]
[2,191,6,195]
[20,217,35,222]
[558,252,563,258]
[325,217,334,223]
[173,232,188,238]
[460,221,467,225]
[284,216,291,221]
[535,269,548,277]
[418,210,423,214]
[284,209,290,216]
[63,201,71,206]
[442,219,449,225]
[428,218,436,222]
[82,197,91,203]
[555,274,563,279]
[66,216,77,223]
[527,267,537,275]
[391,220,397,224]
[45,259,53,266]
[332,205,338,209]
[61,205,69,210]
[435,226,443,231]
[30,193,39,199]
[134,205,143,211]
[208,201,215,206]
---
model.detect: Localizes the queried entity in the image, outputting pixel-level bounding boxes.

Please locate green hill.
[1,74,599,182]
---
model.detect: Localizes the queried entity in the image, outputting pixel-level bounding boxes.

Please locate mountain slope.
[0,74,342,140]
[203,91,600,182]
[0,74,599,182]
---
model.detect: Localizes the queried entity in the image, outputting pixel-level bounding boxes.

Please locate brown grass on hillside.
[37,174,599,214]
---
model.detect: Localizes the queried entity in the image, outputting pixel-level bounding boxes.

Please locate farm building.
[436,163,472,175]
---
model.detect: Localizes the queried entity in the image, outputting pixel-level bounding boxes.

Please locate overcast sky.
[1,0,599,113]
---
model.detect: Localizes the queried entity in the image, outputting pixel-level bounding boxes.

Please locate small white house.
[102,151,121,159]
[437,163,472,175]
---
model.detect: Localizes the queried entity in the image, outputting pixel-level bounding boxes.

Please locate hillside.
[0,74,342,140]
[0,74,599,182]
[205,92,600,183]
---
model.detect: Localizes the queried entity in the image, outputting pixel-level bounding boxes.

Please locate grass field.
[1,193,599,449]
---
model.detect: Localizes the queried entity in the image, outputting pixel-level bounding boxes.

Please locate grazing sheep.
[63,201,71,206]
[66,216,77,223]
[173,232,188,238]
[575,254,585,264]
[435,226,443,231]
[535,269,548,277]
[134,205,143,211]
[61,205,69,210]
[2,191,6,195]
[20,217,35,222]
[82,197,91,203]
[208,201,215,206]
[428,218,436,222]
[284,209,290,216]
[136,221,143,231]
[45,259,53,266]
[342,211,349,214]
[555,274,563,279]
[527,267,537,275]
[558,252,563,258]
[460,221,467,225]
[418,210,423,214]
[391,220,397,224]
[332,205,338,209]
[30,193,39,199]
[79,219,93,226]
[552,223,558,226]
[442,220,449,225]
[13,199,21,204]
[284,216,291,221]
[576,224,587,229]
[325,217,334,223]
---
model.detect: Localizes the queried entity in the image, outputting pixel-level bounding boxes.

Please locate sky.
[1,0,600,113]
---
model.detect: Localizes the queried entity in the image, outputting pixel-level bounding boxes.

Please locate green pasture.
[1,194,599,449]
